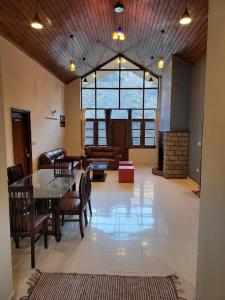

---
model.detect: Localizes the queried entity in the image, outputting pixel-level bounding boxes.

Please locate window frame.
[81,56,159,149]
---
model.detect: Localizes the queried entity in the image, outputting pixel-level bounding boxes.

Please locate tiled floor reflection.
[12,166,199,299]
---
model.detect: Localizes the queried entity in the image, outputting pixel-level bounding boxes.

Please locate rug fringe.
[167,274,187,300]
[19,269,43,300]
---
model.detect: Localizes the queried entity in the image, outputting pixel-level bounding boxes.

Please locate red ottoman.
[119,166,134,183]
[119,161,133,166]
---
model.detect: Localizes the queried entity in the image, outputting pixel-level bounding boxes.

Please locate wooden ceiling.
[0,0,208,84]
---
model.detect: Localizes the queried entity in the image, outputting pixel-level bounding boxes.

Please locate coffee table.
[88,162,109,182]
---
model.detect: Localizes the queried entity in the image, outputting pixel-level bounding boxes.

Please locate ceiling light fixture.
[31,0,43,29]
[148,77,154,83]
[83,57,88,85]
[113,27,125,41]
[114,3,124,13]
[180,0,192,25]
[157,30,165,70]
[69,35,76,72]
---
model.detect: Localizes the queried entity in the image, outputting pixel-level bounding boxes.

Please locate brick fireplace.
[153,131,189,179]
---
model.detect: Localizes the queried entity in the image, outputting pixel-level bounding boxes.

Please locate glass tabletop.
[88,162,109,170]
[9,169,83,199]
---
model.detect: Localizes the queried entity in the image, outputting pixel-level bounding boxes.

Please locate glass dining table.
[9,168,83,242]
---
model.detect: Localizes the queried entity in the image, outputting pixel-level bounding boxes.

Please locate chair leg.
[84,209,88,226]
[44,222,48,249]
[61,214,64,226]
[31,236,35,269]
[79,214,84,238]
[88,200,92,216]
[14,237,20,248]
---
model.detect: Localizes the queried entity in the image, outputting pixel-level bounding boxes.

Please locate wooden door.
[11,109,32,175]
[111,120,128,160]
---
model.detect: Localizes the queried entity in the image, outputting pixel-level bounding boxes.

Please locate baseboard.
[187,176,200,188]
[8,291,15,300]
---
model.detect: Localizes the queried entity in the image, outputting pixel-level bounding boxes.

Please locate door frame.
[11,107,33,174]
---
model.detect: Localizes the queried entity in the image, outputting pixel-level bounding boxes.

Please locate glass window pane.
[98,137,107,145]
[144,75,159,88]
[145,130,155,138]
[120,90,143,109]
[111,110,128,119]
[82,89,95,108]
[98,121,106,129]
[100,58,120,69]
[82,73,95,88]
[145,138,155,146]
[85,137,94,145]
[145,121,155,130]
[144,89,158,108]
[98,131,106,138]
[132,110,143,119]
[86,121,94,129]
[85,129,93,137]
[85,110,95,119]
[96,110,105,119]
[121,71,143,88]
[132,130,141,138]
[97,89,119,108]
[133,138,141,146]
[132,122,141,129]
[96,71,119,88]
[121,59,140,70]
[144,110,156,119]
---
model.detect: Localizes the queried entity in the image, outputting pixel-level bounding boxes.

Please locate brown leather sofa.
[82,146,122,170]
[39,148,81,169]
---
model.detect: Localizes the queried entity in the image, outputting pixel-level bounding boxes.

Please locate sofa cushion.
[91,151,113,158]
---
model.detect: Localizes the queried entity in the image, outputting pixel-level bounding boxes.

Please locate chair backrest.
[7,164,24,185]
[85,168,92,201]
[8,186,35,234]
[78,172,88,209]
[54,158,73,177]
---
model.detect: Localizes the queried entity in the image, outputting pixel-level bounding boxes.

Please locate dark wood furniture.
[9,169,83,242]
[8,186,48,268]
[88,162,109,182]
[7,164,24,185]
[38,148,81,170]
[82,146,121,170]
[60,172,88,238]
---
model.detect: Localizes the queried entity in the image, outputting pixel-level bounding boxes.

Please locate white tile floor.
[12,166,199,299]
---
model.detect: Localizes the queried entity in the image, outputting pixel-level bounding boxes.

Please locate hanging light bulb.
[113,31,119,40]
[69,35,76,72]
[157,30,165,70]
[83,57,88,85]
[157,57,164,69]
[31,0,43,29]
[83,77,88,84]
[149,77,154,83]
[70,59,76,72]
[179,7,192,25]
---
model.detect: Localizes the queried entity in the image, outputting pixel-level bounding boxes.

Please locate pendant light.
[113,27,125,40]
[157,30,165,70]
[69,35,76,72]
[31,0,43,29]
[83,57,88,85]
[149,77,154,83]
[180,0,192,25]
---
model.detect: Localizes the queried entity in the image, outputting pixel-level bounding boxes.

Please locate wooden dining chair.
[85,168,92,216]
[8,186,48,268]
[54,158,73,177]
[7,164,24,185]
[60,172,88,238]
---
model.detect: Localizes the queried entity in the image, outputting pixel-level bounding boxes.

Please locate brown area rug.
[20,270,186,300]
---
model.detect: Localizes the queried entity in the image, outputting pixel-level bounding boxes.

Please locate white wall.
[0,50,13,300]
[196,1,225,299]
[0,37,65,171]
